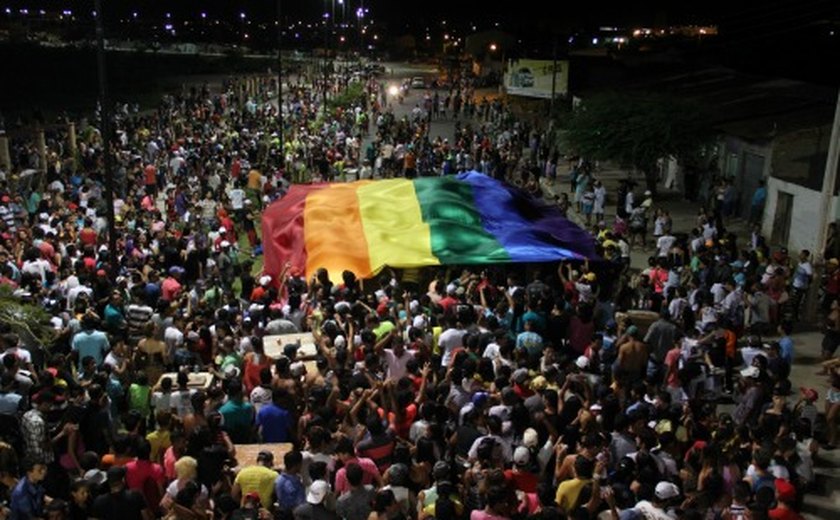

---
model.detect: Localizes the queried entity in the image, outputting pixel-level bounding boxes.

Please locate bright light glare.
[388,85,400,97]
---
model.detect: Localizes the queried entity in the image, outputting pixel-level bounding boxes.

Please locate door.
[739,152,765,219]
[771,191,793,247]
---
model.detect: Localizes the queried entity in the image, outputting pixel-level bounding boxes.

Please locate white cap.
[412,315,427,329]
[223,365,240,379]
[220,240,231,248]
[259,275,272,286]
[740,366,760,379]
[575,355,590,369]
[334,335,347,348]
[655,481,680,500]
[306,480,329,504]
[513,446,530,467]
[522,428,538,448]
[218,226,227,234]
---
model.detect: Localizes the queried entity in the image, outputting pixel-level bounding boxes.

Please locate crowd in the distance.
[0,62,838,520]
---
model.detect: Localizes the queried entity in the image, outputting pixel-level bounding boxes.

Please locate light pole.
[323,2,329,111]
[277,0,283,163]
[94,0,117,280]
[489,43,505,92]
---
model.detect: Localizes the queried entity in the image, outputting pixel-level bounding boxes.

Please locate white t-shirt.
[229,188,246,210]
[1,347,32,365]
[439,328,466,366]
[657,235,676,258]
[384,348,415,380]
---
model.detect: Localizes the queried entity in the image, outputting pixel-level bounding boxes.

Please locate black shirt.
[91,488,146,520]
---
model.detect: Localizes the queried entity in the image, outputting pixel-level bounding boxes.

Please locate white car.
[410,77,425,89]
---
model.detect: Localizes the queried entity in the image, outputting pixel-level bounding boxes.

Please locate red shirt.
[769,507,804,520]
[827,270,840,296]
[504,468,538,493]
[144,165,157,185]
[161,277,182,302]
[79,228,98,247]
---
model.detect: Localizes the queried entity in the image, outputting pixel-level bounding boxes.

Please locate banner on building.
[504,59,569,99]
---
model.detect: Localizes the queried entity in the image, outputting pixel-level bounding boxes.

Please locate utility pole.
[94,0,117,280]
[817,89,840,258]
[550,35,558,116]
[323,0,329,112]
[277,0,283,156]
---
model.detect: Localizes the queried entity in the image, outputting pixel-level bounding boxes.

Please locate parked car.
[410,76,426,89]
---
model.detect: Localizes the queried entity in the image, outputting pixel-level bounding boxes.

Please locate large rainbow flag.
[262,172,596,282]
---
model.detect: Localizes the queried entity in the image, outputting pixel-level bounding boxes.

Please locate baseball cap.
[522,428,538,448]
[218,226,227,234]
[800,387,819,402]
[107,466,127,484]
[84,468,107,486]
[259,275,272,286]
[513,446,530,467]
[575,356,590,370]
[169,266,185,275]
[775,478,796,503]
[220,240,231,249]
[740,366,760,379]
[655,481,680,500]
[306,480,330,505]
[471,392,489,407]
[513,368,529,384]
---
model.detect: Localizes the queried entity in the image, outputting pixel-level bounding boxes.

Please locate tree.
[561,90,713,194]
[0,286,56,349]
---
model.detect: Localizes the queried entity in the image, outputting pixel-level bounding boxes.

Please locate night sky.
[0,0,793,28]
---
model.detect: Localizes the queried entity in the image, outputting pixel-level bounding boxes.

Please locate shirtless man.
[614,325,648,394]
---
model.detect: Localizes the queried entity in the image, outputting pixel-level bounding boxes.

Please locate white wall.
[764,177,839,253]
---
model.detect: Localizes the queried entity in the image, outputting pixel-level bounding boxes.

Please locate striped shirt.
[127,303,154,338]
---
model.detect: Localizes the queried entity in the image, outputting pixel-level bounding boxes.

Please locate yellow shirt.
[247,169,263,190]
[555,477,591,513]
[146,429,171,464]
[234,465,279,507]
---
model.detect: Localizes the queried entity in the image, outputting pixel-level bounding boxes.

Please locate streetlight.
[489,43,497,52]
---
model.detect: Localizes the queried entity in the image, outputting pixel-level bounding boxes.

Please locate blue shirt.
[10,476,44,520]
[256,403,293,443]
[752,187,767,207]
[516,331,544,357]
[71,329,110,370]
[779,336,794,365]
[275,472,305,511]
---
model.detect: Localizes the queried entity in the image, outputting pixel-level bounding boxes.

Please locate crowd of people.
[0,62,838,520]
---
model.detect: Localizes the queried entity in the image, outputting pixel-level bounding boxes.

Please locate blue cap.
[472,392,489,407]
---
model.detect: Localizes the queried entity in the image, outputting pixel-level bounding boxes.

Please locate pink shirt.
[163,447,177,480]
[471,511,511,520]
[334,457,381,495]
[125,459,165,490]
